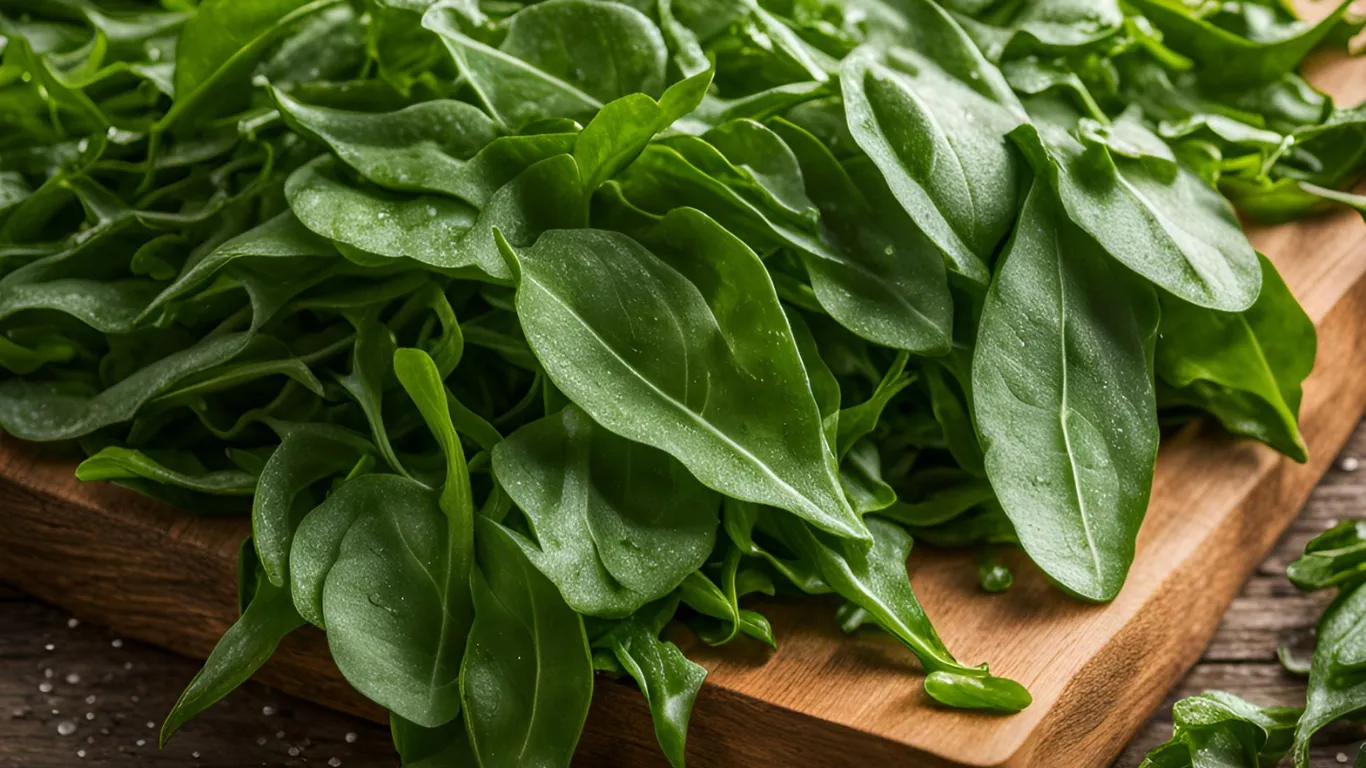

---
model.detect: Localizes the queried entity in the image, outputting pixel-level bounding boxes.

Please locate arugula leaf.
[599,596,707,767]
[1287,521,1366,592]
[1294,580,1366,767]
[425,0,668,131]
[164,0,347,129]
[1127,0,1355,88]
[1156,253,1315,462]
[1139,691,1301,768]
[6,0,1354,762]
[770,118,954,354]
[841,30,1022,282]
[160,546,305,745]
[773,514,1031,712]
[290,472,472,728]
[492,404,719,617]
[1010,102,1262,312]
[503,209,868,542]
[974,183,1159,602]
[462,519,594,767]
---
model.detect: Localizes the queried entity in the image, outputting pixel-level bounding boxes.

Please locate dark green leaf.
[504,209,867,542]
[463,519,594,767]
[974,183,1159,602]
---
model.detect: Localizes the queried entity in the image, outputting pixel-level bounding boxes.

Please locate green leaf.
[271,87,500,195]
[575,70,714,191]
[289,473,471,728]
[840,1,1025,282]
[504,208,868,542]
[973,183,1159,602]
[164,0,346,128]
[1010,102,1261,312]
[1293,579,1366,766]
[774,514,1030,712]
[835,350,912,459]
[923,359,986,476]
[970,0,1125,61]
[1138,690,1301,768]
[77,446,257,496]
[492,405,719,617]
[769,118,954,354]
[161,553,304,745]
[462,519,594,767]
[393,346,476,566]
[425,0,667,131]
[0,332,258,441]
[601,596,708,767]
[391,714,477,768]
[252,423,374,586]
[1287,521,1366,592]
[1156,253,1315,462]
[840,440,898,515]
[1127,0,1355,89]
[287,154,587,281]
[678,562,776,647]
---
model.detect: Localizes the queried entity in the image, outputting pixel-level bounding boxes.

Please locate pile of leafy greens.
[1143,520,1366,768]
[0,0,1363,764]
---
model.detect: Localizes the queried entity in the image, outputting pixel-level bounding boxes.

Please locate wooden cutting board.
[3,52,1366,768]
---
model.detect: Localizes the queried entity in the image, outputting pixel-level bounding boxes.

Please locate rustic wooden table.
[4,421,1365,768]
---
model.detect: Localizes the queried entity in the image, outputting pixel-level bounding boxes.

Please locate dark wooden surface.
[1,421,1363,768]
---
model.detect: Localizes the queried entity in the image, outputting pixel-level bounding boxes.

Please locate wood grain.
[2,49,1366,768]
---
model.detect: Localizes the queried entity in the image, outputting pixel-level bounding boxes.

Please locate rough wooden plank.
[0,596,392,767]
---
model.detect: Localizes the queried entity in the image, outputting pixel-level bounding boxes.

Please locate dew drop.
[57,721,77,736]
